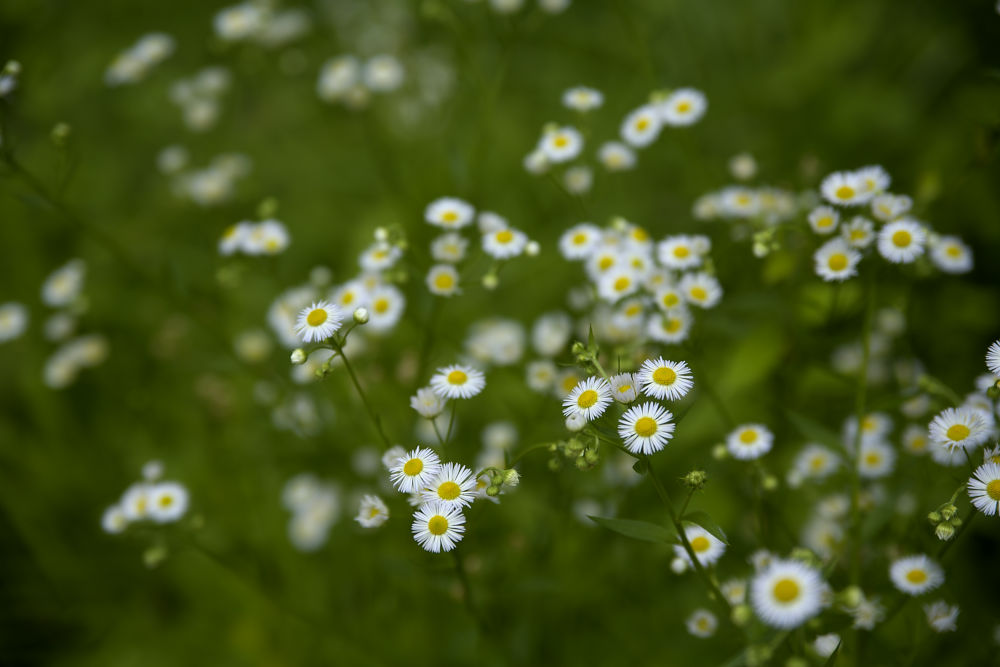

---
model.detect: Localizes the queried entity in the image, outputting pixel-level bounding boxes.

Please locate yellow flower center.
[689,286,708,301]
[625,304,642,317]
[892,230,912,248]
[662,292,680,308]
[945,245,961,258]
[666,318,682,333]
[403,458,423,476]
[613,276,631,292]
[434,272,455,290]
[634,416,658,437]
[809,456,825,471]
[441,210,458,223]
[676,101,692,113]
[373,249,388,259]
[306,309,328,327]
[673,246,690,258]
[986,479,1000,501]
[835,185,855,200]
[341,292,355,305]
[652,367,676,385]
[617,384,632,394]
[636,117,650,131]
[374,298,389,314]
[368,507,380,518]
[159,495,173,508]
[910,437,926,451]
[598,256,614,271]
[864,452,881,466]
[906,569,927,584]
[946,424,970,442]
[577,389,599,408]
[447,370,468,385]
[428,515,449,535]
[690,536,710,552]
[849,229,866,241]
[817,216,833,228]
[437,481,461,501]
[828,253,848,271]
[562,375,580,393]
[739,429,757,444]
[773,578,800,603]
[572,232,588,245]
[632,228,649,242]
[496,230,514,244]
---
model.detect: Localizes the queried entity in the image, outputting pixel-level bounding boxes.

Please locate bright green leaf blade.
[682,510,729,545]
[588,516,674,544]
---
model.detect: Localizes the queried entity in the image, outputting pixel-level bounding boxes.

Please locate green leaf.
[786,410,847,456]
[587,324,596,353]
[682,510,729,545]
[589,516,674,544]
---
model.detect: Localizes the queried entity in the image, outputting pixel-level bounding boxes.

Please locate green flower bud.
[927,510,941,524]
[502,469,520,487]
[583,448,600,465]
[940,504,957,521]
[353,307,369,324]
[731,604,752,627]
[486,485,501,497]
[840,585,863,609]
[684,469,708,490]
[934,522,955,541]
[762,475,779,491]
[712,444,728,460]
[290,349,307,365]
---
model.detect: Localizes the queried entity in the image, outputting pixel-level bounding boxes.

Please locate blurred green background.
[1,0,999,664]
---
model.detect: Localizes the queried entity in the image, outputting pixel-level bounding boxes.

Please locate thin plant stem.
[330,337,393,451]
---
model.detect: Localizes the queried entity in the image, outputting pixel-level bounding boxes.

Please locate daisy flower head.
[431,232,469,263]
[721,579,748,605]
[647,309,692,344]
[621,104,663,148]
[618,402,675,454]
[218,221,252,255]
[295,301,344,343]
[390,447,442,493]
[871,193,912,222]
[562,86,603,112]
[686,609,717,638]
[147,482,189,523]
[539,125,583,163]
[598,141,636,171]
[585,247,623,282]
[928,407,989,451]
[924,601,958,633]
[889,554,944,596]
[412,501,465,553]
[841,216,876,248]
[814,238,861,282]
[359,242,402,271]
[678,272,722,308]
[597,269,639,303]
[330,279,370,312]
[247,220,290,256]
[660,87,707,126]
[559,223,603,260]
[727,424,774,460]
[813,634,841,658]
[355,494,389,527]
[929,236,972,274]
[750,558,825,629]
[431,364,486,399]
[857,439,895,479]
[653,284,684,312]
[426,264,460,297]
[563,166,593,195]
[988,340,1000,377]
[968,462,1000,516]
[425,197,475,229]
[821,171,869,207]
[562,376,613,420]
[637,358,693,401]
[856,165,891,196]
[482,226,528,259]
[0,302,28,343]
[807,206,840,235]
[657,235,702,270]
[675,524,726,567]
[902,424,930,455]
[363,55,404,92]
[101,505,128,534]
[877,218,926,264]
[421,462,477,508]
[410,386,446,419]
[41,259,86,308]
[367,285,405,332]
[609,372,639,403]
[120,483,151,521]
[477,211,509,234]
[523,148,549,174]
[793,444,839,480]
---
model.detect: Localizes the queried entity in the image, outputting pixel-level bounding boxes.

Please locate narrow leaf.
[589,516,674,544]
[683,510,729,544]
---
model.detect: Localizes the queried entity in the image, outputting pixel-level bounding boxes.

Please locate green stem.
[445,406,457,445]
[330,337,393,450]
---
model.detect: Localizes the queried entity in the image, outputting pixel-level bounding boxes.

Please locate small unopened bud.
[927,510,942,524]
[290,349,306,365]
[547,457,561,472]
[566,438,584,454]
[752,242,769,258]
[683,469,708,490]
[762,475,779,492]
[570,341,587,356]
[670,557,687,574]
[574,457,590,470]
[950,517,962,528]
[940,504,957,521]
[987,381,1000,400]
[502,469,520,487]
[840,585,863,609]
[785,658,808,667]
[934,522,955,541]
[712,444,728,460]
[583,448,600,465]
[525,240,540,256]
[482,273,499,290]
[486,485,501,497]
[374,226,389,242]
[565,413,585,432]
[731,604,752,627]
[353,307,369,324]
[256,197,279,218]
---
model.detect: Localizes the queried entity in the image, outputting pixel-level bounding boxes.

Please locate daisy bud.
[731,604,752,627]
[482,273,499,290]
[940,504,957,521]
[927,510,942,524]
[583,448,599,465]
[683,470,707,490]
[670,557,687,574]
[574,457,590,470]
[565,413,585,432]
[840,586,863,609]
[950,517,962,528]
[374,226,389,242]
[566,438,584,454]
[256,197,278,219]
[987,382,1000,400]
[762,475,779,491]
[486,485,501,497]
[143,545,168,569]
[712,444,728,460]
[547,457,561,471]
[525,240,540,256]
[934,522,955,541]
[752,241,769,258]
[353,307,369,324]
[502,469,520,487]
[290,348,306,365]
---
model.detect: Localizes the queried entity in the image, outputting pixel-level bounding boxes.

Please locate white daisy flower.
[901,424,930,455]
[363,55,404,92]
[968,462,1000,516]
[355,494,389,527]
[247,220,290,256]
[821,171,869,207]
[482,227,528,259]
[928,236,972,274]
[856,165,891,196]
[559,223,603,260]
[421,463,477,508]
[367,285,405,332]
[218,221,252,255]
[562,86,603,112]
[147,482,189,523]
[678,272,722,308]
[727,424,774,460]
[562,376,613,420]
[609,373,639,403]
[801,518,843,559]
[923,601,958,633]
[585,248,623,281]
[647,309,692,344]
[851,594,885,630]
[931,444,967,467]
[214,3,263,41]
[637,358,694,401]
[317,56,359,101]
[426,264,460,297]
[984,446,1000,466]
[793,444,839,480]
[674,524,726,567]
[857,439,895,479]
[598,141,636,171]
[621,104,662,147]
[597,269,639,303]
[721,579,748,605]
[430,232,469,263]
[807,206,840,235]
[660,87,707,126]
[928,406,989,451]
[618,402,675,454]
[531,312,572,357]
[988,340,1000,377]
[410,386,447,418]
[101,505,128,534]
[330,279,370,312]
[877,219,926,264]
[889,554,943,596]
[41,259,86,307]
[813,634,841,658]
[523,148,549,174]
[425,197,475,229]
[653,285,684,311]
[120,483,151,521]
[555,369,584,398]
[751,558,825,629]
[728,152,757,180]
[539,125,583,163]
[411,501,465,553]
[686,609,717,638]
[841,216,876,248]
[657,235,702,270]
[814,238,861,282]
[526,359,557,392]
[563,165,592,195]
[390,447,442,494]
[430,364,486,399]
[295,300,344,343]
[870,193,911,221]
[359,242,402,271]
[0,302,28,343]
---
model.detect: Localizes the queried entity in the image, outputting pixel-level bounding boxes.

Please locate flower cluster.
[102,461,189,534]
